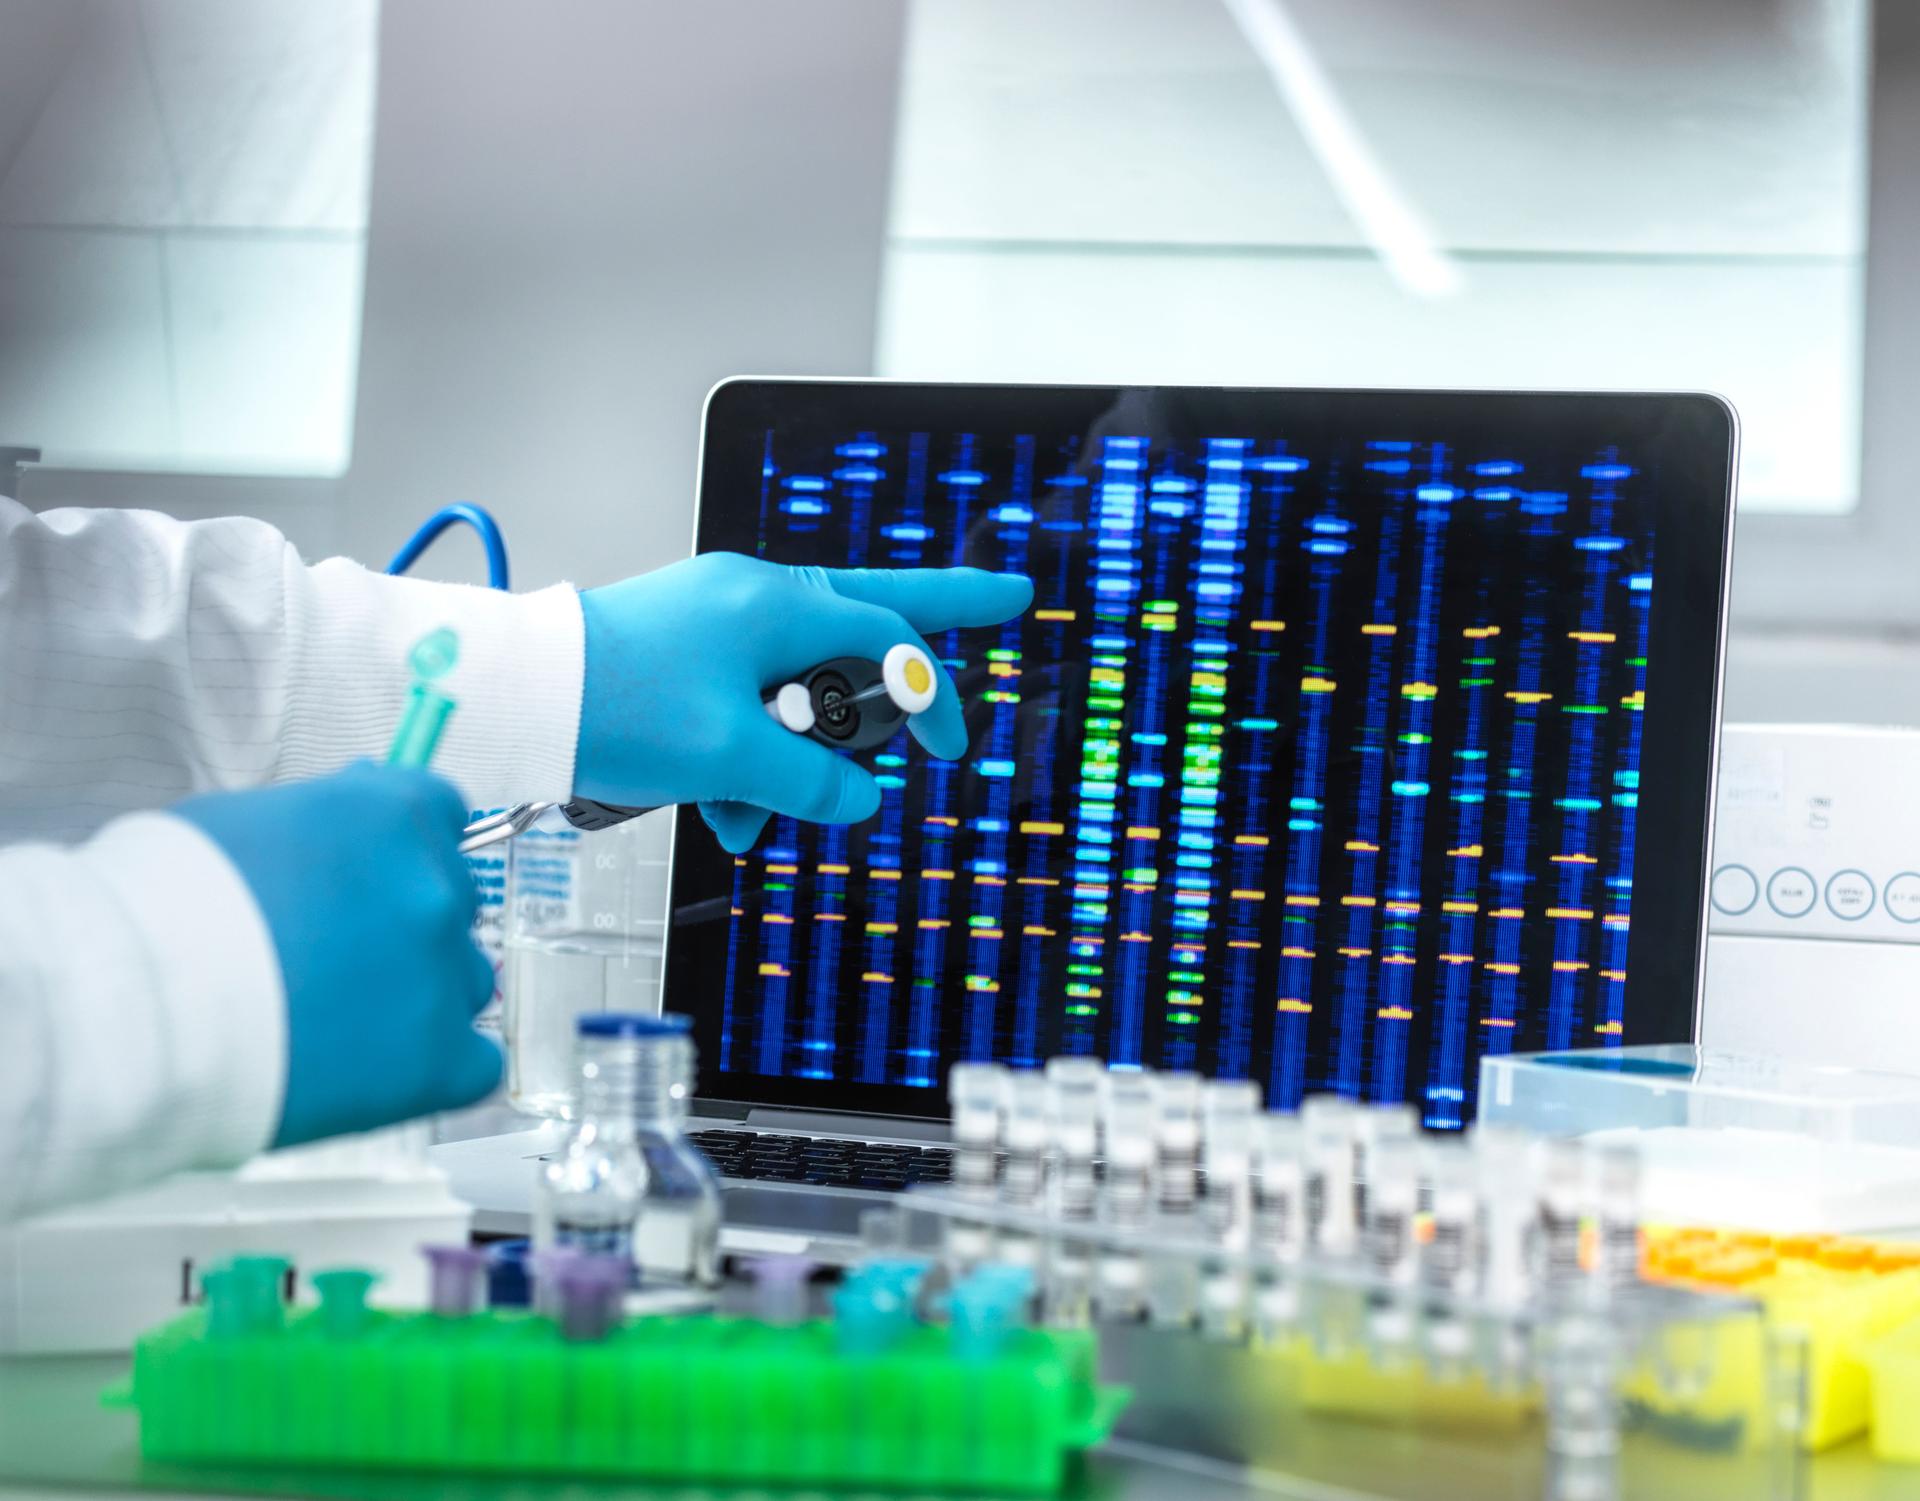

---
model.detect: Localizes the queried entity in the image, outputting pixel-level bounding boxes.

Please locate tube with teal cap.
[386,627,460,769]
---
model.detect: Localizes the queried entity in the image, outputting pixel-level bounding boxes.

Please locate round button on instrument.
[1710,865,1759,916]
[1824,869,1876,922]
[1884,872,1920,925]
[1765,867,1817,919]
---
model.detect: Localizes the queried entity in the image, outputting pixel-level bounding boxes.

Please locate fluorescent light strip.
[1217,0,1464,298]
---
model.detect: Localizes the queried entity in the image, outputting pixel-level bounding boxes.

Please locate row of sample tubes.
[196,1245,632,1344]
[939,1059,1648,1346]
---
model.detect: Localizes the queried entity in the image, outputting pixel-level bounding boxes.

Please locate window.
[0,0,379,478]
[882,0,1909,628]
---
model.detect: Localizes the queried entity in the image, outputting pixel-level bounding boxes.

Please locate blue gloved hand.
[575,554,1034,852]
[176,762,500,1148]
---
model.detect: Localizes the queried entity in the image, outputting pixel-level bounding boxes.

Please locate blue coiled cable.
[385,503,509,590]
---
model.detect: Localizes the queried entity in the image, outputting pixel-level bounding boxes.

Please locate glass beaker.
[502,806,670,1117]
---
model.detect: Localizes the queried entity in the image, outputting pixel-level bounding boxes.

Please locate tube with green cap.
[386,627,460,769]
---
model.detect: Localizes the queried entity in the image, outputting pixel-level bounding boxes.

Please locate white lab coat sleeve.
[281,553,584,808]
[0,497,586,1217]
[0,812,285,1221]
[0,494,585,841]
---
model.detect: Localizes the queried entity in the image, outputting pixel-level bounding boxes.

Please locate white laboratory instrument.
[1701,723,1920,1077]
[0,1125,470,1355]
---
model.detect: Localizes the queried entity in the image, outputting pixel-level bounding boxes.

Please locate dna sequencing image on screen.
[712,419,1653,1127]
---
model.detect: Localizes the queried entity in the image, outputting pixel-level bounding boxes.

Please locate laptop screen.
[670,383,1734,1128]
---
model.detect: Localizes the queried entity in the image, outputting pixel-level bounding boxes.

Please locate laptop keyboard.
[689,1129,954,1192]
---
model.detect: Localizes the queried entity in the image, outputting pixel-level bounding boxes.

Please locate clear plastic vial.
[1301,1095,1360,1258]
[949,1061,1008,1194]
[1589,1142,1645,1289]
[997,1069,1050,1272]
[1535,1137,1588,1292]
[1420,1137,1479,1300]
[1144,1071,1203,1327]
[1201,1079,1261,1241]
[1044,1056,1102,1220]
[1095,1072,1156,1320]
[532,1012,720,1288]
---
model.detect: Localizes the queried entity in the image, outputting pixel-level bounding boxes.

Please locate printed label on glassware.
[512,826,584,933]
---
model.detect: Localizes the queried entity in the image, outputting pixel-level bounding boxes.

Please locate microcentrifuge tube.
[948,1271,1027,1361]
[1096,1072,1155,1320]
[1145,1072,1204,1327]
[1419,1137,1479,1367]
[834,1268,914,1355]
[1365,1134,1421,1357]
[1472,1124,1537,1311]
[1000,1069,1049,1208]
[421,1244,489,1318]
[1201,1079,1260,1241]
[1251,1113,1307,1338]
[1044,1056,1102,1220]
[548,1252,629,1342]
[995,1069,1049,1275]
[227,1255,291,1333]
[947,1061,1007,1274]
[1366,1135,1420,1289]
[1102,1073,1157,1224]
[1590,1143,1644,1289]
[861,1255,935,1310]
[385,627,460,769]
[311,1268,379,1340]
[1535,1137,1588,1291]
[1419,1138,1478,1300]
[1042,1057,1102,1328]
[1301,1095,1360,1259]
[1153,1072,1203,1218]
[949,1061,1006,1194]
[1198,1081,1261,1340]
[199,1268,250,1340]
[746,1256,815,1326]
[1352,1103,1417,1227]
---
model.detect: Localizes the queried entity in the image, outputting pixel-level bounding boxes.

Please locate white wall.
[335,0,906,593]
[877,0,1920,733]
[881,0,1870,516]
[1724,631,1920,727]
[0,0,377,477]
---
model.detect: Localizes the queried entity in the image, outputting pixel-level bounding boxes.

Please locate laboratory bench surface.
[0,1354,1909,1501]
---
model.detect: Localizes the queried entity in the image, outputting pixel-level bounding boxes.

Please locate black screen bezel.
[668,379,1736,1123]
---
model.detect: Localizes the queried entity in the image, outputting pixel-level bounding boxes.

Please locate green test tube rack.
[109,1299,1126,1494]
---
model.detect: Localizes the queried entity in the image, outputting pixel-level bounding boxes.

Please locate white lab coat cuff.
[282,558,585,808]
[89,814,288,1170]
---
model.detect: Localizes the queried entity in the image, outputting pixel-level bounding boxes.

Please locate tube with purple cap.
[422,1244,491,1318]
[534,1249,630,1342]
[746,1256,815,1327]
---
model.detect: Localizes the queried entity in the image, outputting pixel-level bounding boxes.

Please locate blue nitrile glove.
[575,554,1035,853]
[175,762,500,1148]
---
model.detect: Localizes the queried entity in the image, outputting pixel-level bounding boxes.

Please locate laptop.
[440,379,1738,1256]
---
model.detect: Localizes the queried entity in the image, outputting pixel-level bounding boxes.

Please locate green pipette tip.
[410,626,460,681]
[387,626,461,769]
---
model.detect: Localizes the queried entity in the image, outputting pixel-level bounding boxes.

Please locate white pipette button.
[881,642,938,715]
[766,681,815,734]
